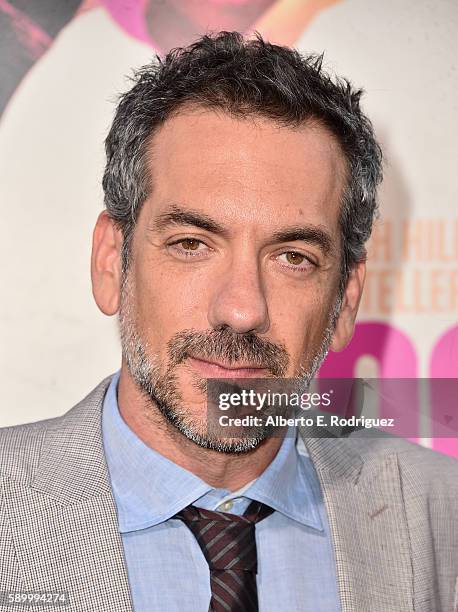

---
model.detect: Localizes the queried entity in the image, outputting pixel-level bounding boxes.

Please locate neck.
[117,365,284,491]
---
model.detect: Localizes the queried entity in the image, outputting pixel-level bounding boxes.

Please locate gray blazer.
[0,375,457,611]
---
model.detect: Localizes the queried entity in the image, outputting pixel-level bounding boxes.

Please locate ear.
[91,211,123,316]
[330,261,366,352]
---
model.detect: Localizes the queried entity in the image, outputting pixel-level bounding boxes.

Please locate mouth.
[187,355,270,379]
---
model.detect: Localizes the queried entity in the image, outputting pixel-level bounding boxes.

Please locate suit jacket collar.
[31,375,114,504]
[300,425,414,612]
[8,375,414,612]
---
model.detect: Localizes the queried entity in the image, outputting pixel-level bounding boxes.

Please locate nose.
[207,253,270,335]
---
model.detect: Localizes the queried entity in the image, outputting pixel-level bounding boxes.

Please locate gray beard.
[118,273,341,454]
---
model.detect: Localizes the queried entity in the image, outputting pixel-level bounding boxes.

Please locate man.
[0,32,456,612]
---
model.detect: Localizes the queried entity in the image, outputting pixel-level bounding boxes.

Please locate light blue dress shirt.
[102,371,341,611]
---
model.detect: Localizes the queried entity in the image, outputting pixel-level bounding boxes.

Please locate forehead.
[143,107,347,231]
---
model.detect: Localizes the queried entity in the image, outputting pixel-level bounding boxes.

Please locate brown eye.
[181,238,200,250]
[285,251,305,265]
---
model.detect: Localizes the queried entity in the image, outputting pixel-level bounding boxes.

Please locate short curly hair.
[103,31,383,292]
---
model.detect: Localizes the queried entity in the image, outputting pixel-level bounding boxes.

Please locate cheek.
[268,285,336,364]
[133,261,212,343]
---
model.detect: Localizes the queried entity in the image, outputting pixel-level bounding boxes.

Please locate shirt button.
[219,500,234,512]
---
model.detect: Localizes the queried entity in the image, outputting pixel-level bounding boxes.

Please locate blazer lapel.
[4,377,134,612]
[302,432,414,612]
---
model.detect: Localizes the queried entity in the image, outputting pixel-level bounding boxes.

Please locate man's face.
[115,108,350,452]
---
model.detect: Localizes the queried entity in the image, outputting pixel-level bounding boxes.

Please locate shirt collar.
[241,422,322,530]
[102,371,323,533]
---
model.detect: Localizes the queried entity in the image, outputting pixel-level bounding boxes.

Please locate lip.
[188,356,269,378]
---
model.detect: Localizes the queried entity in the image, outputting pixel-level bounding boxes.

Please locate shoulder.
[0,417,57,487]
[0,375,113,487]
[348,430,458,494]
[395,438,458,494]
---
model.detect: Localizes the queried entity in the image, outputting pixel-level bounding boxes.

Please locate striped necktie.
[174,499,274,612]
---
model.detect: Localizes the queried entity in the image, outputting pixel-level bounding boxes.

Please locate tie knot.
[174,500,274,572]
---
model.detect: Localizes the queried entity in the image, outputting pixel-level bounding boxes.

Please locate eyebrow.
[271,226,333,256]
[154,206,229,237]
[153,205,334,256]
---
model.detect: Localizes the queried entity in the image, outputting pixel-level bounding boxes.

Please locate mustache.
[167,327,289,377]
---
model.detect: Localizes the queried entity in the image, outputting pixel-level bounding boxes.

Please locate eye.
[177,238,201,251]
[277,250,316,271]
[168,237,211,259]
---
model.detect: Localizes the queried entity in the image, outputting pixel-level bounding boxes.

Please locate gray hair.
[103,31,383,291]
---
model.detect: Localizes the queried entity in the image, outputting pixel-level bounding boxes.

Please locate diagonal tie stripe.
[204,522,240,557]
[174,500,274,612]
